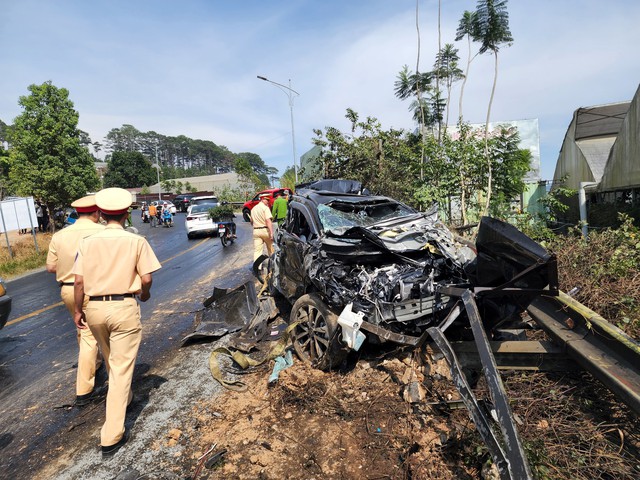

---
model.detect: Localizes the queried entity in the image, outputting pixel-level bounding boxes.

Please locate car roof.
[296,189,397,207]
[191,195,217,200]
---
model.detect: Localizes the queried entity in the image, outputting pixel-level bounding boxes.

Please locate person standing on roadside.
[148,202,157,227]
[46,195,105,406]
[73,187,161,458]
[36,201,44,232]
[271,191,288,229]
[250,193,274,261]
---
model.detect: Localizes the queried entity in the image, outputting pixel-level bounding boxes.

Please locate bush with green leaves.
[547,213,640,338]
[208,204,235,221]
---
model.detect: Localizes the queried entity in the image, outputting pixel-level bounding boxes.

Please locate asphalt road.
[0,212,254,478]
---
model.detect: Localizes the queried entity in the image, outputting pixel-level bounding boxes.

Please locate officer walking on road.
[73,187,161,458]
[46,195,105,406]
[251,193,274,261]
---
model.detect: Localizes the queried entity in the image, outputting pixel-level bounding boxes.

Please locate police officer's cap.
[71,195,98,214]
[96,188,132,215]
[259,193,270,199]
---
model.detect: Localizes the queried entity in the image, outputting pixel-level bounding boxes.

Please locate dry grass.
[0,231,51,278]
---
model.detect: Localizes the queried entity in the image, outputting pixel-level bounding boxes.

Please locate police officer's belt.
[89,294,135,301]
[253,226,267,229]
[59,282,74,287]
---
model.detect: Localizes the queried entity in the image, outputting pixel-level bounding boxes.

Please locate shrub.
[547,214,640,338]
[208,204,235,221]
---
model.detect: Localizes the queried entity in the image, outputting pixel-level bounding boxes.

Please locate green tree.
[433,44,464,130]
[234,157,261,193]
[104,151,156,188]
[313,109,418,206]
[473,0,514,215]
[455,10,479,121]
[279,167,296,192]
[394,66,434,128]
[7,81,99,227]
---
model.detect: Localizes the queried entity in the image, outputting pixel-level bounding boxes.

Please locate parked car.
[266,179,558,371]
[0,277,12,330]
[186,195,218,215]
[185,204,219,239]
[242,188,292,222]
[173,194,196,213]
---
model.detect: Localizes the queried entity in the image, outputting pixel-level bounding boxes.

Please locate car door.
[277,205,316,300]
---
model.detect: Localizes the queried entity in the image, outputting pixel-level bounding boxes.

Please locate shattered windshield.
[318,201,415,234]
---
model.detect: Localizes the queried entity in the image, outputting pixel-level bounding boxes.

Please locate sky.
[2,0,639,182]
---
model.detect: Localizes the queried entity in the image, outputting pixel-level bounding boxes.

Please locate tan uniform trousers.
[60,286,103,396]
[253,228,274,261]
[85,297,141,447]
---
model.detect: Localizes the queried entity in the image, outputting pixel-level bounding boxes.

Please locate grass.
[0,232,51,279]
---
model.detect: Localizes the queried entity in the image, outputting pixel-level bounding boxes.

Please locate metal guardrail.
[527,292,640,416]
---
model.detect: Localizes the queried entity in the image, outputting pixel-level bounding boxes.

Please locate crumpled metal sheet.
[181,282,259,345]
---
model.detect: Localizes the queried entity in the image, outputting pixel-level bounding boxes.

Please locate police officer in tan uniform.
[251,193,274,261]
[73,188,161,457]
[46,195,105,406]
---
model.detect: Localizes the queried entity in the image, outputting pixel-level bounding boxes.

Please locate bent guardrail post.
[462,289,533,480]
[427,326,511,478]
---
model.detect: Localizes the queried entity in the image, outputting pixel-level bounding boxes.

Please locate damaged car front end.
[269,179,558,371]
[269,180,477,370]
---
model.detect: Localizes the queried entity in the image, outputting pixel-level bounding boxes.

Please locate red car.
[242,188,291,222]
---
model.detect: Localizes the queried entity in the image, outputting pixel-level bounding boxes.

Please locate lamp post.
[152,144,161,200]
[257,75,300,184]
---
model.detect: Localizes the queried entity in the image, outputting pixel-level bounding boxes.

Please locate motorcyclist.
[162,203,172,226]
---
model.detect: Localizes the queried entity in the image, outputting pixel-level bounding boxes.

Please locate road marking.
[6,302,62,326]
[5,237,211,327]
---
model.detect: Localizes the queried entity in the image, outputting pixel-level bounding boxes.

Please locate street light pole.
[257,75,300,184]
[153,144,161,201]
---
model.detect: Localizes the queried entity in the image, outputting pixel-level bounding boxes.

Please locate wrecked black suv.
[267,179,477,369]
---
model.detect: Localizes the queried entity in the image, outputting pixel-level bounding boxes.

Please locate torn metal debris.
[181,282,261,346]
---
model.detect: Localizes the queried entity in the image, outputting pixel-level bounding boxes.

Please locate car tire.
[289,293,348,371]
[242,209,251,222]
[187,233,193,239]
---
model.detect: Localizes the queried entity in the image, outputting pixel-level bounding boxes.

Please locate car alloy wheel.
[289,293,348,371]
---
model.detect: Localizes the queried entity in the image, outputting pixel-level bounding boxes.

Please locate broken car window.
[317,201,414,234]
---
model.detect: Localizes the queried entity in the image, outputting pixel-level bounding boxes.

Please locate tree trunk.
[458,35,473,123]
[482,52,499,218]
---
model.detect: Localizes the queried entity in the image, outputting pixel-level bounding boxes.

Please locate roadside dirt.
[151,337,640,480]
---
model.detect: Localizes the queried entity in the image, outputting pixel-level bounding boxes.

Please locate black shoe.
[75,390,95,407]
[101,431,129,458]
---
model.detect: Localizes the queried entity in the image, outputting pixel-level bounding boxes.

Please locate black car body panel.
[0,278,11,330]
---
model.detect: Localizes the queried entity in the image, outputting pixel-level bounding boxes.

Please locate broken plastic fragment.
[337,303,366,351]
[268,350,294,384]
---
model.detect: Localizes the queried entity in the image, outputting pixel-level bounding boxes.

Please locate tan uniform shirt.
[251,201,272,229]
[73,224,161,296]
[47,218,105,283]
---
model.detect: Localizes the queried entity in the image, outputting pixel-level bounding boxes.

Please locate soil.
[154,337,640,480]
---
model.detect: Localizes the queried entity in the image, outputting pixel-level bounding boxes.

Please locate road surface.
[0,212,254,478]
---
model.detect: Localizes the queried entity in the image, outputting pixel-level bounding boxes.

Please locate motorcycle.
[141,210,150,223]
[218,220,236,247]
[162,210,173,227]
